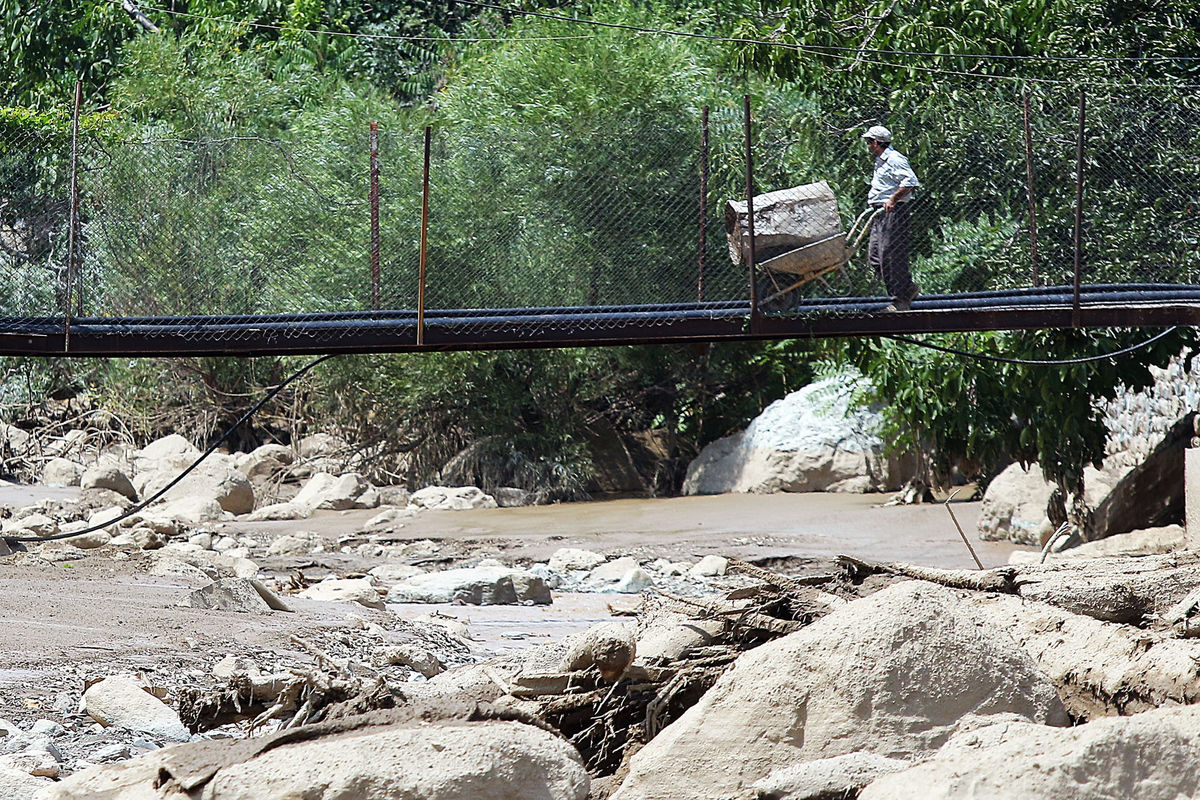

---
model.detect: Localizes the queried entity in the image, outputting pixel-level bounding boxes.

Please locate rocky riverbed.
[3,429,1194,799]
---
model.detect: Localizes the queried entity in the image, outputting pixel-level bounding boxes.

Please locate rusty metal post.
[64,79,82,353]
[1073,89,1086,327]
[369,122,381,310]
[418,126,431,346]
[698,106,709,303]
[743,95,759,330]
[1022,90,1041,287]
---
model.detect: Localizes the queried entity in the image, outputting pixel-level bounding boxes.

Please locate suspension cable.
[882,326,1179,366]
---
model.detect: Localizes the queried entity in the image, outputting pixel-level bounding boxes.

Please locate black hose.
[4,354,336,545]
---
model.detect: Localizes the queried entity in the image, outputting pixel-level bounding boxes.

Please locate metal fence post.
[1073,89,1086,327]
[698,106,709,303]
[1022,90,1041,287]
[743,95,759,331]
[64,79,82,353]
[369,122,381,310]
[418,126,431,346]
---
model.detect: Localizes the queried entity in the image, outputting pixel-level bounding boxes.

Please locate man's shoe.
[889,297,911,311]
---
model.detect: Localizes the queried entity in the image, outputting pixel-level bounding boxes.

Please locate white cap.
[861,125,892,143]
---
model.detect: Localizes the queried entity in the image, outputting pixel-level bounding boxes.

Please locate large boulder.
[142,463,254,515]
[609,582,1068,800]
[408,486,497,511]
[42,458,83,487]
[38,717,588,800]
[387,566,550,605]
[81,675,190,742]
[976,463,1055,545]
[682,376,910,495]
[859,706,1200,799]
[80,464,137,501]
[292,472,380,511]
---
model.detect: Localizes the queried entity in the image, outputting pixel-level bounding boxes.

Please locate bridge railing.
[2,81,1199,348]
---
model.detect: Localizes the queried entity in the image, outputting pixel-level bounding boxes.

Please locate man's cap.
[861,125,892,143]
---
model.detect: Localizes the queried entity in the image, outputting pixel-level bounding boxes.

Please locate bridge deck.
[4,285,1195,357]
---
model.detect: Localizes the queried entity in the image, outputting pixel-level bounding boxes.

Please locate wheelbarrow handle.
[845,207,884,261]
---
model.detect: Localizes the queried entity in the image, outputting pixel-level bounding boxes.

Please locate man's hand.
[883,197,897,213]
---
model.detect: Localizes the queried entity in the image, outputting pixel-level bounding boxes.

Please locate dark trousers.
[868,203,917,301]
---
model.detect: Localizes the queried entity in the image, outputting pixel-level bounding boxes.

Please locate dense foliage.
[1,0,1197,501]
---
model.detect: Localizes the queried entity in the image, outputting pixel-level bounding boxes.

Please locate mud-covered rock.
[610,582,1068,800]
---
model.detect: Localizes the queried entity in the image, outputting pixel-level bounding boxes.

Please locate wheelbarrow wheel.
[755,272,801,313]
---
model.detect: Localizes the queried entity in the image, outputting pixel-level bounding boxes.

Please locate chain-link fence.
[2,82,1199,352]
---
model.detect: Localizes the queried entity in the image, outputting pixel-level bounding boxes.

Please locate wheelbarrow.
[725,180,881,311]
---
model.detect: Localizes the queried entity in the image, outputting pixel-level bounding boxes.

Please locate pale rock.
[636,614,725,664]
[212,535,239,552]
[152,495,229,524]
[377,486,411,506]
[188,532,214,550]
[364,507,413,531]
[28,721,64,739]
[548,548,606,573]
[134,434,200,473]
[298,432,347,460]
[42,458,83,487]
[2,513,58,538]
[149,558,214,583]
[0,749,59,778]
[40,719,587,800]
[57,525,111,549]
[137,517,180,536]
[243,502,312,521]
[80,465,137,501]
[185,578,291,614]
[682,376,910,495]
[387,566,551,605]
[0,764,50,797]
[689,555,728,577]
[297,577,384,610]
[614,568,654,594]
[142,464,254,515]
[584,556,640,585]
[292,472,380,511]
[266,534,319,556]
[610,582,1068,800]
[82,676,189,742]
[86,506,126,534]
[367,564,425,582]
[237,444,293,482]
[753,753,910,800]
[858,706,1200,800]
[408,485,497,511]
[130,528,167,550]
[377,644,444,677]
[560,621,637,682]
[976,463,1054,544]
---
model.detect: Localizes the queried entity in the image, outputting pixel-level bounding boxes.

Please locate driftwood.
[839,552,1200,628]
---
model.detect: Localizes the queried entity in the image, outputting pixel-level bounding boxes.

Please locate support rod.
[418,126,431,346]
[743,95,759,331]
[698,105,709,302]
[64,79,82,353]
[369,122,381,310]
[1022,90,1041,287]
[1073,89,1086,327]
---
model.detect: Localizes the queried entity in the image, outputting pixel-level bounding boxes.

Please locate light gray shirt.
[868,146,920,207]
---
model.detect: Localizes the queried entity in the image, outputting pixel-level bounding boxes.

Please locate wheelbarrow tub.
[757,233,848,282]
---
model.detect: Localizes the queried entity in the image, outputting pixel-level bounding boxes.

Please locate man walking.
[863,126,920,311]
